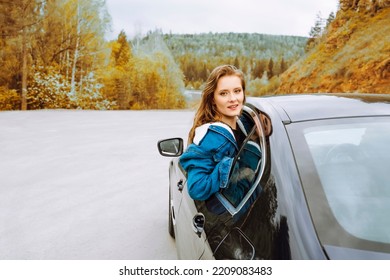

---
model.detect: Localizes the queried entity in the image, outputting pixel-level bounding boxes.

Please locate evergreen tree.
[267,58,274,78]
[306,12,325,52]
[309,12,324,39]
[280,57,287,74]
[326,12,335,29]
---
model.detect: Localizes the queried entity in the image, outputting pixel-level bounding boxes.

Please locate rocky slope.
[276,6,389,94]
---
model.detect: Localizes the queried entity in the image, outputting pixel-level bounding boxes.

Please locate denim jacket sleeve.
[179,124,237,201]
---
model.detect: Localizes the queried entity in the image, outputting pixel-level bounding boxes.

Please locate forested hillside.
[276,1,390,94]
[162,33,307,91]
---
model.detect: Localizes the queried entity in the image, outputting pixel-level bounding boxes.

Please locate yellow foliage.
[0,87,20,110]
[276,7,390,94]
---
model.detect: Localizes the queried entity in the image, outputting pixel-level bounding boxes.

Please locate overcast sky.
[105,0,339,39]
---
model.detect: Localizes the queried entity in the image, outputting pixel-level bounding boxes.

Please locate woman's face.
[213,75,244,128]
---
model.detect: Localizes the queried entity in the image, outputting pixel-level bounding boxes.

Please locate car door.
[168,157,185,232]
[174,177,209,259]
[157,137,206,259]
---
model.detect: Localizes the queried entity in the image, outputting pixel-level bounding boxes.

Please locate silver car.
[158,93,390,260]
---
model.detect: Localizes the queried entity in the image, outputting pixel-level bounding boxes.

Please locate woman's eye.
[234,89,242,94]
[220,91,228,96]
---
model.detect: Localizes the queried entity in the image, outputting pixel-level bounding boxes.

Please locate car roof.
[248,93,390,123]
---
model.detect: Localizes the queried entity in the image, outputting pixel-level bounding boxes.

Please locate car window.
[305,120,390,244]
[216,105,268,216]
[288,117,390,253]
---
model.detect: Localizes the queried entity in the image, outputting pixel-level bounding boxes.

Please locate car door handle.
[192,213,205,238]
[177,179,184,192]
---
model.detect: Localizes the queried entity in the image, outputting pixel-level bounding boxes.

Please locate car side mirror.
[157,138,184,157]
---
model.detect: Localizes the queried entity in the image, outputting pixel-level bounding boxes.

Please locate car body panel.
[168,158,206,259]
[249,94,390,123]
[261,104,326,259]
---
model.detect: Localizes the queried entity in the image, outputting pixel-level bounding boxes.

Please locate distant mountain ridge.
[276,5,390,94]
[161,32,307,89]
[164,32,307,60]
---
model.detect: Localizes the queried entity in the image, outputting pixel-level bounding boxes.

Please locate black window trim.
[215,104,268,216]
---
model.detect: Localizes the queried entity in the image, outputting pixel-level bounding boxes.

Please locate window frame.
[215,105,267,216]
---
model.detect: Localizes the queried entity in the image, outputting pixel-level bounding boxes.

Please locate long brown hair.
[188,65,246,144]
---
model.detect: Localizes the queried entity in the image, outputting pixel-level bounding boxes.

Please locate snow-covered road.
[0,110,194,259]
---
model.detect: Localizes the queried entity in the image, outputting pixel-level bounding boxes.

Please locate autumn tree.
[339,0,354,11]
[101,30,132,109]
[1,0,112,110]
[0,0,42,110]
[32,0,111,109]
[129,31,185,109]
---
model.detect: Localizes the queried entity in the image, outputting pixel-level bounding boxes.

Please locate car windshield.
[288,117,390,253]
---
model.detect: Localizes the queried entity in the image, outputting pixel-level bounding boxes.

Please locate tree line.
[162,32,307,96]
[1,0,312,110]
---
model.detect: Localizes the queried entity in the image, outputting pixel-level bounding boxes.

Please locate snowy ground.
[0,110,194,260]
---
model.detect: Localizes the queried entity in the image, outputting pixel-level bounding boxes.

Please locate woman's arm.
[182,152,233,200]
[179,128,235,201]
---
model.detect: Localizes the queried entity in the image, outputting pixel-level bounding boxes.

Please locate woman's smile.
[213,75,244,128]
[228,104,239,110]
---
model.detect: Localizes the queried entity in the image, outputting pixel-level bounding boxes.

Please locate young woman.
[179,65,248,208]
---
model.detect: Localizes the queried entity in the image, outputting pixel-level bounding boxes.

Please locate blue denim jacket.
[179,123,239,201]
